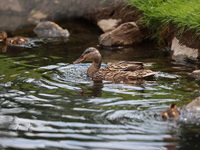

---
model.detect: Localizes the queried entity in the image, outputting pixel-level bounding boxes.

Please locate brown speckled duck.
[73,47,159,81]
[0,31,29,45]
[160,104,180,119]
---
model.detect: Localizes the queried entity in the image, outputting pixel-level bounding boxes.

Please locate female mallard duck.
[0,31,29,45]
[160,104,180,119]
[73,47,159,81]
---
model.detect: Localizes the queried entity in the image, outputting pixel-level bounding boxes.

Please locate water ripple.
[0,53,198,149]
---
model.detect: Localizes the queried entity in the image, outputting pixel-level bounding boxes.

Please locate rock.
[33,21,70,38]
[99,22,142,47]
[28,11,47,24]
[180,96,200,121]
[0,0,22,12]
[191,70,200,80]
[0,15,23,31]
[185,96,200,109]
[171,37,199,62]
[97,19,122,33]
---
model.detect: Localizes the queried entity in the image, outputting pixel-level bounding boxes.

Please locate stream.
[0,19,200,150]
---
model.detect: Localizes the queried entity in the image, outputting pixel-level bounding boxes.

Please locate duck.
[160,104,180,120]
[73,47,159,81]
[0,31,29,45]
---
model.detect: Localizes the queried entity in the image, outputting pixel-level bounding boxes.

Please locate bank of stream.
[0,18,200,149]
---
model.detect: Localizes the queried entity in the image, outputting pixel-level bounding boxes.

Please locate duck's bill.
[73,56,86,64]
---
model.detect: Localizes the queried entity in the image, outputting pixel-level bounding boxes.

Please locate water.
[0,19,200,150]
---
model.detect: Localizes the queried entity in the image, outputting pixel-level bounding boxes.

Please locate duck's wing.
[104,69,159,81]
[93,61,158,81]
[101,61,144,72]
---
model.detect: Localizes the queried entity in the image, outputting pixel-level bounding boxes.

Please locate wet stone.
[191,70,200,80]
[0,0,22,12]
[99,22,143,47]
[171,37,199,62]
[33,21,70,38]
[28,11,47,24]
[97,18,122,33]
[180,96,200,121]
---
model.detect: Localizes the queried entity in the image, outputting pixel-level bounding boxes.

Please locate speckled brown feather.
[93,61,158,81]
[0,31,29,45]
[6,36,29,45]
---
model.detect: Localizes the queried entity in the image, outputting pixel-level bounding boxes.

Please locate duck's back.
[93,61,158,81]
[102,61,143,71]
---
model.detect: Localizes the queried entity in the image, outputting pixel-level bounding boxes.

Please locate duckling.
[73,47,159,81]
[0,31,29,45]
[160,104,180,119]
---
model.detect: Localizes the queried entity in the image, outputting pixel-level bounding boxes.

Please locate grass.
[124,0,200,42]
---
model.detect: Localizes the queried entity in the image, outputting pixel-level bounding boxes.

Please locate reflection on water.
[0,19,200,150]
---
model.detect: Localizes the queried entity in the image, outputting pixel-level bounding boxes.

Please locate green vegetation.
[125,0,200,41]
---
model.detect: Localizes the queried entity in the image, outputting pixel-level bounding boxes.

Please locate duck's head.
[73,47,101,64]
[0,31,7,40]
[160,103,180,120]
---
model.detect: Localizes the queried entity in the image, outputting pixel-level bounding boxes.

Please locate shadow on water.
[0,18,199,149]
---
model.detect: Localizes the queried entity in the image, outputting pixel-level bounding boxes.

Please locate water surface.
[0,19,200,150]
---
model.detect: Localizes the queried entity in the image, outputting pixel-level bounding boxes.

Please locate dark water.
[0,19,200,150]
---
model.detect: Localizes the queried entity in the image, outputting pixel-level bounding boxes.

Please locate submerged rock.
[171,37,199,62]
[97,19,122,33]
[191,70,200,80]
[33,21,70,38]
[99,22,142,47]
